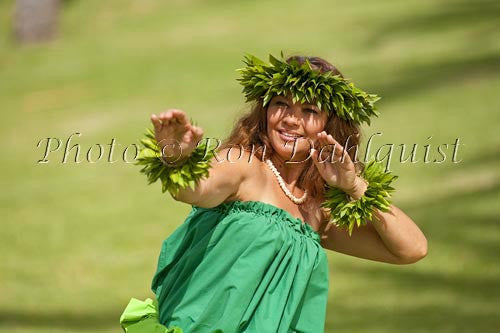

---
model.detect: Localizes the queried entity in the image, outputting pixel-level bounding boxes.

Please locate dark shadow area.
[356,264,500,302]
[367,0,500,46]
[0,309,117,329]
[327,222,500,332]
[327,147,500,332]
[358,0,500,102]
[62,0,79,6]
[372,53,500,101]
[445,147,500,171]
[0,207,219,331]
[405,180,500,254]
[328,242,500,331]
[404,179,500,211]
[327,301,499,332]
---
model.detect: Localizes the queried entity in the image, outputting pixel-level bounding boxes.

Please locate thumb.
[190,125,204,146]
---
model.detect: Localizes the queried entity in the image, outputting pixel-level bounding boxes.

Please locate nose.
[282,107,300,127]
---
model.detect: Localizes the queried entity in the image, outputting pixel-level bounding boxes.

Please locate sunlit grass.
[1,0,499,332]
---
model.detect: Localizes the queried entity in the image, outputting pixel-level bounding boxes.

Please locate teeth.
[280,131,301,138]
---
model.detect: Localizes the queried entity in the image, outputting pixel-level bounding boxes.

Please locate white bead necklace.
[265,159,308,205]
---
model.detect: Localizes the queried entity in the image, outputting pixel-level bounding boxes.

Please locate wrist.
[346,176,368,200]
[322,160,397,236]
[159,145,196,166]
[160,154,190,167]
[136,127,214,195]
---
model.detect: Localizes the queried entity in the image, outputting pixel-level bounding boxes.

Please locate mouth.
[277,129,304,141]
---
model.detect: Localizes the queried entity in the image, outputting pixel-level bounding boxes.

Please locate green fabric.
[148,200,329,333]
[120,297,185,333]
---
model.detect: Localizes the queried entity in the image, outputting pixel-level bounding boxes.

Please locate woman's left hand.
[311,131,367,199]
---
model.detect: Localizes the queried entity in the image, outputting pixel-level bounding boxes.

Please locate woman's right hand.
[150,109,204,164]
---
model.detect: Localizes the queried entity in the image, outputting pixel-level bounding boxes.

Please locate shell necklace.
[265,159,308,205]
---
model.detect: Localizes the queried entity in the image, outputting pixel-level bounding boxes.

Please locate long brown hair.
[221,55,362,206]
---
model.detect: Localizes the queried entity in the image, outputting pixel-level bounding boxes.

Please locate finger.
[330,145,348,164]
[171,109,189,126]
[319,134,344,164]
[191,125,204,141]
[159,110,174,126]
[325,134,338,145]
[328,135,353,164]
[317,131,327,143]
[182,129,193,142]
[310,148,323,170]
[316,132,328,149]
[325,134,341,152]
[150,114,162,131]
[318,135,337,162]
[310,147,318,162]
[334,148,352,165]
[319,132,335,148]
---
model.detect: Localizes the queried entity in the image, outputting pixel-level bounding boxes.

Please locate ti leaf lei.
[236,52,381,125]
[134,128,215,196]
[322,161,398,236]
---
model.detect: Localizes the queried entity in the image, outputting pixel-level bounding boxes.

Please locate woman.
[121,54,428,333]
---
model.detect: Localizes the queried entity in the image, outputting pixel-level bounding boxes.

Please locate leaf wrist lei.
[134,128,214,196]
[322,161,398,236]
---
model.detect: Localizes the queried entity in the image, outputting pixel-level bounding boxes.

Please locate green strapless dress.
[120,200,329,333]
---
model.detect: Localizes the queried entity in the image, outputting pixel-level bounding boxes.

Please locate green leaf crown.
[236,52,381,125]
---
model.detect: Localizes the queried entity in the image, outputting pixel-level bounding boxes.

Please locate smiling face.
[266,94,328,162]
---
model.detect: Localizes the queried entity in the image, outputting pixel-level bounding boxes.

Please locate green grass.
[1,0,499,332]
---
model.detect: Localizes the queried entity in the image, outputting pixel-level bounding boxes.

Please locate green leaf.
[236,52,380,125]
[323,158,397,236]
[135,128,214,197]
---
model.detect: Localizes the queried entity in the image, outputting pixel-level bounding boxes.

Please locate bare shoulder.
[212,147,262,179]
[214,147,254,162]
[212,147,267,202]
[206,147,261,194]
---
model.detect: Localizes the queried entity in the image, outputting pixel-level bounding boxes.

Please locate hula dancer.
[121,53,428,333]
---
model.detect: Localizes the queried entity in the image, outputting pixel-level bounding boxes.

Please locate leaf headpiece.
[236,52,381,125]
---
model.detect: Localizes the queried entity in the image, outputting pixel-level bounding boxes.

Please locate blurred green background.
[1,0,499,332]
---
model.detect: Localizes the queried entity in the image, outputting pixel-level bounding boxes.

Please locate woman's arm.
[312,131,427,265]
[320,203,428,265]
[150,109,250,208]
[172,148,251,208]
[371,205,428,263]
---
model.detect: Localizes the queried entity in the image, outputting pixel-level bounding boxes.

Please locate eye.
[304,108,318,114]
[276,101,289,108]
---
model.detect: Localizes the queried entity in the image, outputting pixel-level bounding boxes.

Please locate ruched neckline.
[199,200,321,243]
